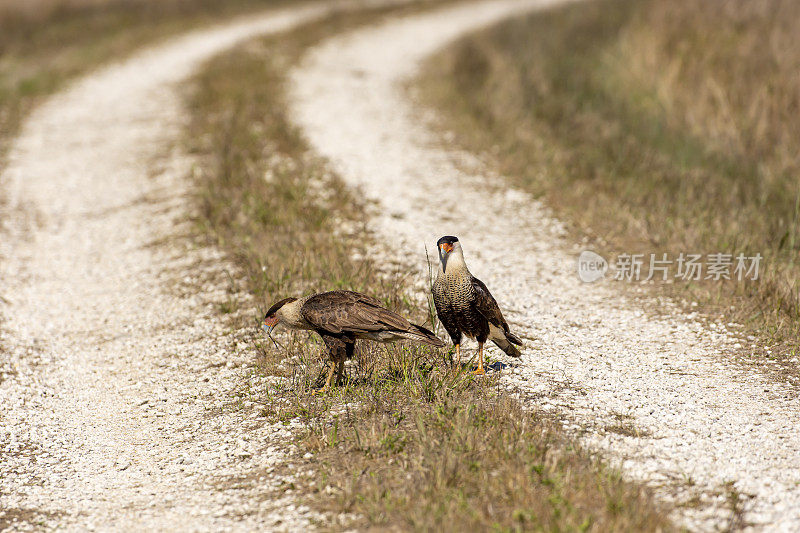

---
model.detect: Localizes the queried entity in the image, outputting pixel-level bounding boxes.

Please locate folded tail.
[402,323,445,347]
[491,330,523,357]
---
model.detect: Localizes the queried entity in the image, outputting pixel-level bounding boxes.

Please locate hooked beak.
[439,244,452,271]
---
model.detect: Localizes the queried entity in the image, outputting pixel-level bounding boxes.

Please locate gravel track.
[289,1,800,530]
[0,4,341,530]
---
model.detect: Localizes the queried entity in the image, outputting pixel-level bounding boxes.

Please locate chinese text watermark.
[577,251,762,283]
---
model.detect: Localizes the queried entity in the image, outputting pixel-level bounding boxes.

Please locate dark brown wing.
[301,290,411,335]
[470,277,510,333]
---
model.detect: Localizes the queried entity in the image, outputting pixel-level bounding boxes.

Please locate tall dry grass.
[623,0,800,180]
[0,0,121,20]
[420,0,800,362]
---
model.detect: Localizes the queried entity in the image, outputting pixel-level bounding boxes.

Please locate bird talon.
[472,368,485,376]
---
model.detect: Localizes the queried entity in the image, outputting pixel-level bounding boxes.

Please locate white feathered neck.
[278,296,311,330]
[441,242,471,277]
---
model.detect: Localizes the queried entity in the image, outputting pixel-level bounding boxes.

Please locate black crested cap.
[436,235,459,246]
[264,297,298,318]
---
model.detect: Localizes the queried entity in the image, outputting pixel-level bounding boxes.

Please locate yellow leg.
[316,362,336,394]
[472,343,485,375]
[455,343,461,361]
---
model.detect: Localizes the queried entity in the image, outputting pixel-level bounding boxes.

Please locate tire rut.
[0,4,339,530]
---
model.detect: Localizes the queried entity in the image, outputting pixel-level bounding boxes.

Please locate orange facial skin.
[262,315,279,335]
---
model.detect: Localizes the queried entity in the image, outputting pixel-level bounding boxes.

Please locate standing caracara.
[432,236,523,374]
[262,290,443,392]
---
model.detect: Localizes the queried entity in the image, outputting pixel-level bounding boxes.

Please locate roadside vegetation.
[184,5,672,531]
[0,0,294,158]
[419,0,800,367]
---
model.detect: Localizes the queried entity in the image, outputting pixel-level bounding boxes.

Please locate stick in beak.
[261,319,284,351]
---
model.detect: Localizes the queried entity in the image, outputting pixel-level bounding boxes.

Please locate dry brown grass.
[185,5,673,531]
[0,0,292,157]
[420,0,800,367]
[0,506,57,530]
[0,0,125,19]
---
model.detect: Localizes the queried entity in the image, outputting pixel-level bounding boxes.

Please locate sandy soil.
[288,1,800,529]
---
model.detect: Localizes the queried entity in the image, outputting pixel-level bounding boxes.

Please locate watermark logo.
[577,250,608,283]
[577,250,762,283]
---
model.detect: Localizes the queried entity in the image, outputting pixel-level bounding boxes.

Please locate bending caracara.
[432,236,523,374]
[262,290,443,392]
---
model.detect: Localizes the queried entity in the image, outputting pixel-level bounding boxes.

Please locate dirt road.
[3,0,800,530]
[289,1,800,529]
[0,4,336,530]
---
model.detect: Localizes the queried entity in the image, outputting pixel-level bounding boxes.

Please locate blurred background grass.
[420,0,800,365]
[0,0,293,156]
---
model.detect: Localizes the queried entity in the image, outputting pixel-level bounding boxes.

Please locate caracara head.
[262,297,298,336]
[436,235,461,272]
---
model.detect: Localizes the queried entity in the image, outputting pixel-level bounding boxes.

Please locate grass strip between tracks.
[185,3,672,530]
